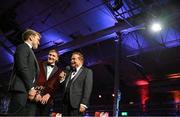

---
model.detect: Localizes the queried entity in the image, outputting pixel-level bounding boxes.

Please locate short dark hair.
[72,51,84,62]
[22,29,41,41]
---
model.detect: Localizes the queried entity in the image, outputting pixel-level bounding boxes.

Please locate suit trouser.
[62,103,85,116]
[62,94,85,116]
[36,102,53,116]
[8,92,37,116]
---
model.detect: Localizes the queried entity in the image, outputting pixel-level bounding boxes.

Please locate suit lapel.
[29,48,40,75]
[65,74,71,88]
[48,65,58,80]
[72,67,83,83]
[44,62,47,77]
[65,66,84,88]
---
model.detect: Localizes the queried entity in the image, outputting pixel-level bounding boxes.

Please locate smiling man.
[35,49,62,116]
[61,51,93,116]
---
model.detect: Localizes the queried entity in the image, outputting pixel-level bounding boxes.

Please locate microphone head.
[65,66,76,73]
[65,66,71,71]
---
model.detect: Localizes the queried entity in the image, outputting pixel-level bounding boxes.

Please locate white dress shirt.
[70,65,82,79]
[46,64,55,80]
[25,42,32,48]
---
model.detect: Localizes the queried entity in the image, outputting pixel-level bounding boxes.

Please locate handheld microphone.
[65,66,71,73]
[64,66,76,72]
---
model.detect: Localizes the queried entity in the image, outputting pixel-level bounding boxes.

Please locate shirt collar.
[25,42,32,49]
[76,65,82,72]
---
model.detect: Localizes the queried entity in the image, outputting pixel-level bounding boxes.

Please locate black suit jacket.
[9,43,39,106]
[64,66,93,108]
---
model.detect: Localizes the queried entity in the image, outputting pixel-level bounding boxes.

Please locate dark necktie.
[47,64,54,68]
[71,67,77,75]
[71,67,77,72]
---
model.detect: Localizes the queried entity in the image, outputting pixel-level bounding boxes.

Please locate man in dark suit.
[58,52,93,116]
[35,49,63,116]
[8,29,41,116]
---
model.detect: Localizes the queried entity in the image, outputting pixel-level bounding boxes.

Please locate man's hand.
[41,93,50,104]
[28,88,37,101]
[34,94,42,102]
[56,113,62,117]
[79,104,86,113]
